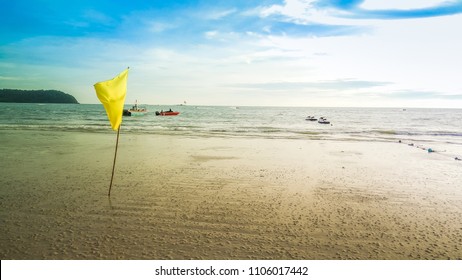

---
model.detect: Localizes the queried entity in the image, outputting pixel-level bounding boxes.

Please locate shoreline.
[1,130,461,259]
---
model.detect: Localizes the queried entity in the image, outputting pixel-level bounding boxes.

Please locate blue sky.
[1,0,462,107]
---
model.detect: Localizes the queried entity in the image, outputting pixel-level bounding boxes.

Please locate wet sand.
[0,130,461,259]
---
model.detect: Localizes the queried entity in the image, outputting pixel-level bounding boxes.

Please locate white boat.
[305,116,317,121]
[128,100,147,115]
[318,117,330,124]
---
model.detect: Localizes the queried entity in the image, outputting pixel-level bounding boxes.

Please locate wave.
[373,130,397,135]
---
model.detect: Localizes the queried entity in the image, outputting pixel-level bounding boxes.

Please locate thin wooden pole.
[108,125,121,196]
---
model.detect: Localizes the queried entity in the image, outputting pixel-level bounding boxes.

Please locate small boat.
[123,109,131,116]
[318,117,330,124]
[155,109,180,116]
[128,100,147,115]
[305,116,317,121]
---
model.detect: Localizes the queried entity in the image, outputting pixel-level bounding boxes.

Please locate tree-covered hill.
[0,89,79,104]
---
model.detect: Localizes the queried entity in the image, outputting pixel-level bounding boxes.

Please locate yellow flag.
[94,68,129,131]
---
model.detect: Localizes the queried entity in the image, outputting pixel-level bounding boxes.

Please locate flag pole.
[108,125,121,196]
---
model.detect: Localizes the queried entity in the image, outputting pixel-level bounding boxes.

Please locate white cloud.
[259,0,367,26]
[147,21,176,33]
[0,75,19,80]
[204,30,218,39]
[261,0,314,23]
[360,0,450,10]
[203,8,238,20]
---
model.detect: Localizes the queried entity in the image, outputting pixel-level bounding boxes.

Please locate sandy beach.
[0,130,461,259]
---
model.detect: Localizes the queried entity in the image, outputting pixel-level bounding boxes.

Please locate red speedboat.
[156,110,179,116]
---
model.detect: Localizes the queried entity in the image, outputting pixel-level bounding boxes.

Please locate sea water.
[0,103,461,158]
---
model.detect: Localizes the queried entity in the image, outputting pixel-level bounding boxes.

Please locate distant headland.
[0,89,79,104]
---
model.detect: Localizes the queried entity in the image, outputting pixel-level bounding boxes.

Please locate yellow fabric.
[94,69,129,131]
